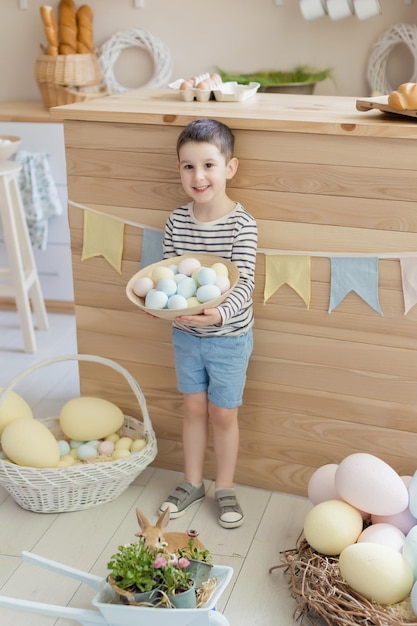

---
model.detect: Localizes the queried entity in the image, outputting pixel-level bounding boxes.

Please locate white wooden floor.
[0,310,314,626]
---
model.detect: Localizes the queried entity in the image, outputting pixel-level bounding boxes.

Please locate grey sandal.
[216,488,244,529]
[159,481,205,519]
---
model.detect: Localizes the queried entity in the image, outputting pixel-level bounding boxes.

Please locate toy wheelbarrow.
[0,551,232,626]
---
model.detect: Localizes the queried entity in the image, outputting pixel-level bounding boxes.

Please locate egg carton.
[168,76,260,102]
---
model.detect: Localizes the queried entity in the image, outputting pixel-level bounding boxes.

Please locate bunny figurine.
[135,507,207,553]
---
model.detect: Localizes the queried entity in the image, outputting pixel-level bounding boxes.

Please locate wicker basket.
[34,53,106,108]
[0,354,158,513]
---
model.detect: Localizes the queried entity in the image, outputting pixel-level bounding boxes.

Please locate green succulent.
[216,65,332,87]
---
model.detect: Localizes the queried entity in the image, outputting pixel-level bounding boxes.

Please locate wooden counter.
[51,89,417,495]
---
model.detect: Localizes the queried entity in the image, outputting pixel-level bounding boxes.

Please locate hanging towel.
[14,151,63,250]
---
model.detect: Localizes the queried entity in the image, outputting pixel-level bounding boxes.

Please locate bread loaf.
[76,5,94,54]
[388,83,417,111]
[39,5,59,56]
[58,0,77,55]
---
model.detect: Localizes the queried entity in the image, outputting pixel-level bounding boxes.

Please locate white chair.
[0,161,48,352]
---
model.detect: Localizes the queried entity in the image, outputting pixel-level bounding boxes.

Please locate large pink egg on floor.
[334,453,408,516]
[357,523,405,552]
[308,464,340,504]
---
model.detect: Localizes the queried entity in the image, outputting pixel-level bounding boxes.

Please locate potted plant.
[217,65,333,94]
[153,553,196,608]
[178,531,213,588]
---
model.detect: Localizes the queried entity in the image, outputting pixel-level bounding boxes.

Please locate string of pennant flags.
[73,201,417,316]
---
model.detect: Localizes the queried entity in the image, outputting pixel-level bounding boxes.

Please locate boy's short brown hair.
[176,118,235,162]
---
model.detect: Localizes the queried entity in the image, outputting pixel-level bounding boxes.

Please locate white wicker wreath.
[367,23,417,95]
[98,29,173,94]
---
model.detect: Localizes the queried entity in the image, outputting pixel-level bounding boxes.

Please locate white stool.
[0,161,48,352]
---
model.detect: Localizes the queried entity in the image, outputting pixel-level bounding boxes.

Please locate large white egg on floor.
[334,453,408,515]
[303,499,363,555]
[405,470,417,518]
[1,417,60,468]
[59,396,124,441]
[339,542,414,605]
[357,522,405,552]
[402,525,417,578]
[307,463,340,505]
[0,389,33,435]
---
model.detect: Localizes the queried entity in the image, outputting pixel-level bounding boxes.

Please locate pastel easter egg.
[211,262,229,276]
[0,389,33,435]
[334,453,408,515]
[196,284,221,303]
[402,525,417,578]
[132,276,154,298]
[152,266,175,283]
[112,449,131,460]
[77,444,98,461]
[176,277,197,299]
[167,264,178,275]
[411,580,417,616]
[339,543,413,604]
[157,277,177,296]
[98,440,115,455]
[303,499,363,555]
[1,418,60,468]
[59,397,124,441]
[197,267,217,286]
[115,437,133,451]
[406,470,417,518]
[57,455,76,467]
[168,294,188,310]
[145,289,168,309]
[178,257,201,276]
[174,273,187,284]
[307,464,340,505]
[357,523,405,552]
[187,296,200,308]
[215,275,231,294]
[57,440,71,457]
[372,508,417,535]
[131,438,147,452]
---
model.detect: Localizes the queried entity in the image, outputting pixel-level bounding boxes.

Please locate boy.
[159,118,257,528]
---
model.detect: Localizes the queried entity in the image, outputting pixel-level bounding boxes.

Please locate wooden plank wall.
[63,119,417,496]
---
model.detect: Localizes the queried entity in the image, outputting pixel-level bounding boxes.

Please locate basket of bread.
[34,0,106,108]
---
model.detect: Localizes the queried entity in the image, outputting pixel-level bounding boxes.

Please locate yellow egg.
[59,397,124,441]
[131,438,147,452]
[211,262,229,277]
[57,455,76,467]
[115,436,133,451]
[70,448,79,459]
[105,433,120,443]
[112,449,131,460]
[1,418,60,468]
[151,266,175,283]
[304,499,363,555]
[0,389,33,435]
[187,296,200,308]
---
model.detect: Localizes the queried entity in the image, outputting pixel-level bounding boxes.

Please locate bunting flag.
[400,257,417,314]
[264,255,311,307]
[329,257,382,315]
[81,210,124,273]
[140,228,164,268]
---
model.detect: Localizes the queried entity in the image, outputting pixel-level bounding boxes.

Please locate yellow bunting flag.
[264,255,311,307]
[81,211,124,273]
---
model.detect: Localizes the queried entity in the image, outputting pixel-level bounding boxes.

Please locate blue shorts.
[172,328,253,409]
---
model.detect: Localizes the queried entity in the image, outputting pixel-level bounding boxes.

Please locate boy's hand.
[175,307,221,327]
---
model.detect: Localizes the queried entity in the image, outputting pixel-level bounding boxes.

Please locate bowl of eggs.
[0,136,22,163]
[126,254,239,320]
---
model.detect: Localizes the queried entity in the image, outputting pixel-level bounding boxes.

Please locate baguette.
[58,0,77,55]
[388,83,417,111]
[39,5,59,56]
[76,4,94,54]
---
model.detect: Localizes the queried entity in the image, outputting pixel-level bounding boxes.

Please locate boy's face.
[177,141,238,205]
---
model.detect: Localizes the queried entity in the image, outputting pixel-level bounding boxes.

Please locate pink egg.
[178,258,201,277]
[98,440,115,455]
[215,275,231,294]
[307,464,340,504]
[357,523,405,552]
[132,276,154,297]
[334,453,408,516]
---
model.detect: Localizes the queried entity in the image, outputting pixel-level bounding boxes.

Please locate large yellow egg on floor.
[59,396,124,441]
[0,389,33,435]
[1,418,60,468]
[304,499,363,555]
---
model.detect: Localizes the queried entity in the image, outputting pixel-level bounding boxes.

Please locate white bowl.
[0,136,22,162]
[126,254,239,320]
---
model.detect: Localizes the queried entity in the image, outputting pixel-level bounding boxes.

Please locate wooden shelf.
[0,101,54,123]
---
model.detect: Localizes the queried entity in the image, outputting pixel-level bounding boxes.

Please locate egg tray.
[271,535,417,626]
[168,79,260,102]
[126,254,239,320]
[0,354,158,513]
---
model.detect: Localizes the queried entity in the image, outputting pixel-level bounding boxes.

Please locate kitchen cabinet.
[51,89,417,495]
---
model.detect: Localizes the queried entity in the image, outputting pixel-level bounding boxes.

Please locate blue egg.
[70,439,84,449]
[145,289,169,309]
[168,264,178,275]
[77,444,99,461]
[177,276,197,299]
[196,284,221,303]
[58,440,71,457]
[197,267,216,286]
[168,294,188,310]
[174,273,187,284]
[157,277,177,296]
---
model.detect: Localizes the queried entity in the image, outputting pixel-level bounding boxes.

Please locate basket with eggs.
[126,254,239,320]
[0,354,157,513]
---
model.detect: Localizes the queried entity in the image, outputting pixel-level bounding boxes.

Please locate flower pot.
[260,82,316,94]
[186,559,213,588]
[167,583,197,609]
[107,576,162,606]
